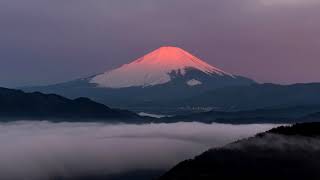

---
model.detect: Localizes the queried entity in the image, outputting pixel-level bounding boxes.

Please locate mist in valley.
[0,121,279,179]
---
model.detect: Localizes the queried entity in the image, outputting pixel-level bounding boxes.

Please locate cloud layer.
[0,121,277,179]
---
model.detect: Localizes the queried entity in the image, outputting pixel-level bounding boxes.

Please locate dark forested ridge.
[159,122,320,180]
[0,87,142,122]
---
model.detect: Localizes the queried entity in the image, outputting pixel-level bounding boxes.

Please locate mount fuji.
[23,46,255,112]
[91,46,235,88]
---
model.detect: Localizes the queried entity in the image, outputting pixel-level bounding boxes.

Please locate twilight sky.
[1,0,320,87]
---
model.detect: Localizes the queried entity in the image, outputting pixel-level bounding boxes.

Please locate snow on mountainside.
[187,79,203,86]
[91,46,234,88]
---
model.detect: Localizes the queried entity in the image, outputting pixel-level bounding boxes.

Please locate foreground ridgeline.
[0,87,141,122]
[159,122,320,180]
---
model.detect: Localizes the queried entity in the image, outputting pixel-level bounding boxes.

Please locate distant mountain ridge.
[175,83,320,111]
[4,86,320,124]
[164,105,320,124]
[0,87,142,121]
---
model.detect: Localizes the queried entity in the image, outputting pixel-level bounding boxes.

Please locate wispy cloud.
[259,0,320,6]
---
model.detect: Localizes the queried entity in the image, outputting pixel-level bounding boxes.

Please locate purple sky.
[1,0,320,87]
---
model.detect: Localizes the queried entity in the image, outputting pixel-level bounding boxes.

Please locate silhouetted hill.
[0,87,142,122]
[160,123,320,180]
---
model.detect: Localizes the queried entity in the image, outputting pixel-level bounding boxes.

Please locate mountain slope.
[0,87,141,121]
[159,123,320,180]
[23,46,254,110]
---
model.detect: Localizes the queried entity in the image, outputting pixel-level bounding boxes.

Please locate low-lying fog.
[0,121,279,179]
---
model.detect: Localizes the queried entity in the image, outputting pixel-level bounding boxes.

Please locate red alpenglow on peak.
[91,46,234,88]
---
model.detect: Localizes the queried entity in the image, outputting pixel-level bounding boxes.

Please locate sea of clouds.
[0,121,278,179]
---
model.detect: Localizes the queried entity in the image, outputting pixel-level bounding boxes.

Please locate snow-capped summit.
[91,46,234,88]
